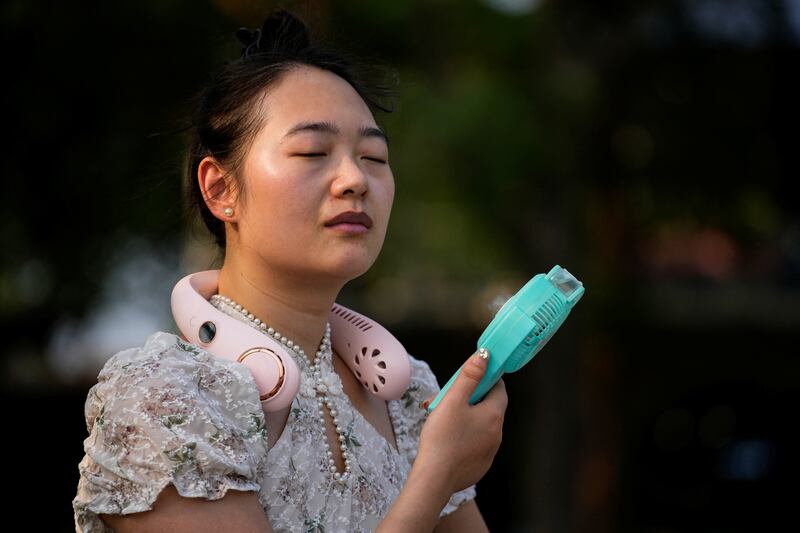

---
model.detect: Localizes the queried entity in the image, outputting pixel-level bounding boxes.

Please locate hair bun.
[236,9,310,58]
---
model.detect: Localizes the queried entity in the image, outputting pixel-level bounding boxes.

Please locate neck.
[217,254,345,365]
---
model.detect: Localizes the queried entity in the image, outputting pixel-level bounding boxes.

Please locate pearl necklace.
[209,294,352,484]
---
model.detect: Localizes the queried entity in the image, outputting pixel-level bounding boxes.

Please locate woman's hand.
[415,349,508,495]
[376,350,506,532]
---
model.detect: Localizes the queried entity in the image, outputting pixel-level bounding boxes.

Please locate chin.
[322,250,378,281]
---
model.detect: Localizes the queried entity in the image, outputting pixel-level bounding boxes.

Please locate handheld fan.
[427,265,585,412]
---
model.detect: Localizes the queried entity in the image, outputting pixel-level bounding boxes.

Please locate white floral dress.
[72,331,476,532]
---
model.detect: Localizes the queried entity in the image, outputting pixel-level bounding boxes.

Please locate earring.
[223,207,234,217]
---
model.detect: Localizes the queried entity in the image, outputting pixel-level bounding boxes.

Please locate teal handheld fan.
[427,265,585,412]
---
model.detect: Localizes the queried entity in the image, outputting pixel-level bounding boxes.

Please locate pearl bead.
[209,294,347,480]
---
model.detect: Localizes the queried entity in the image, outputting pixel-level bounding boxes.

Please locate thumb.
[445,348,490,405]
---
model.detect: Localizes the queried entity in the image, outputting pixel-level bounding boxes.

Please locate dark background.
[2,0,798,531]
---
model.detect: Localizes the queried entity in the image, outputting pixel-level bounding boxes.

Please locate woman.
[72,9,507,532]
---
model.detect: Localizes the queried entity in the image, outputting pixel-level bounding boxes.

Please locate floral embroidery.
[72,331,476,532]
[299,373,317,398]
[341,419,363,448]
[318,365,343,396]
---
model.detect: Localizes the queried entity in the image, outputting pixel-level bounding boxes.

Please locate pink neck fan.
[171,270,412,412]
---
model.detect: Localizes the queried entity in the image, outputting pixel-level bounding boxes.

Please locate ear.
[198,156,238,221]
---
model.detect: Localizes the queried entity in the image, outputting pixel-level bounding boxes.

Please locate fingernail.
[471,348,490,366]
[420,400,430,410]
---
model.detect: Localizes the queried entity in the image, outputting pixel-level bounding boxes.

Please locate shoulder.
[84,329,267,447]
[389,354,442,442]
[86,331,261,428]
[402,353,443,404]
[74,331,269,529]
[94,330,256,391]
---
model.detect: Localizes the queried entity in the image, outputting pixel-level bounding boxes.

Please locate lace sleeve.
[72,332,269,532]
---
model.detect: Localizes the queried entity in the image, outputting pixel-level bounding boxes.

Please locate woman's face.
[231,65,395,282]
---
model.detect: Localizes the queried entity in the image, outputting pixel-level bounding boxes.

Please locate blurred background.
[3,0,798,531]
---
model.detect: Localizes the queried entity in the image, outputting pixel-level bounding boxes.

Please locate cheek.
[388,179,396,205]
[380,178,395,216]
[246,161,313,214]
[239,178,293,235]
[251,186,316,234]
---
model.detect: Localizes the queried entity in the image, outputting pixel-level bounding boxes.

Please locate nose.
[330,155,368,198]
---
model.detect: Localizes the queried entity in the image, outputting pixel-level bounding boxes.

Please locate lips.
[324,211,373,229]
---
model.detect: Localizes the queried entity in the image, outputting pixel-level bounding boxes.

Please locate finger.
[444,348,490,404]
[482,378,508,410]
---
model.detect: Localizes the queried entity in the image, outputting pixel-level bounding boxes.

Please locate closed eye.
[295,153,387,164]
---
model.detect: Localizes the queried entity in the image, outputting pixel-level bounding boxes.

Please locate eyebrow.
[281,120,390,146]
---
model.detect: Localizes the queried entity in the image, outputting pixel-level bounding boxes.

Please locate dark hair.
[185,8,397,249]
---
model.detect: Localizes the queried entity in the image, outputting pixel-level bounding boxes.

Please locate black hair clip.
[236,27,262,57]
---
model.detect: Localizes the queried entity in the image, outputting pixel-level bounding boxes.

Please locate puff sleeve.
[72,332,269,533]
[389,355,478,518]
